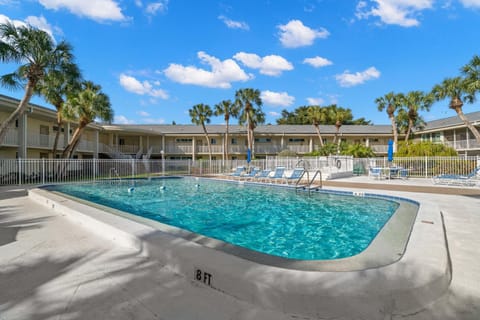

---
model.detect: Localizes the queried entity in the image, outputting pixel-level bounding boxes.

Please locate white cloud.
[137,111,150,117]
[38,0,127,22]
[260,90,295,107]
[355,0,433,27]
[218,15,249,30]
[0,14,59,41]
[146,1,169,15]
[119,73,169,99]
[335,67,380,87]
[306,97,325,105]
[278,19,329,48]
[114,115,136,124]
[303,56,333,68]
[24,15,60,39]
[164,51,252,88]
[233,52,293,76]
[460,0,480,8]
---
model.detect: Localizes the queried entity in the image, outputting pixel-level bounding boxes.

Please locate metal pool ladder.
[293,160,322,195]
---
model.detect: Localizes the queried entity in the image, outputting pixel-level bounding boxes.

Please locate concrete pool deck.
[0,179,479,319]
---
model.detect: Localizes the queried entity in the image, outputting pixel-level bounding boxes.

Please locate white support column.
[453,129,457,149]
[94,130,99,158]
[162,135,165,157]
[466,128,470,149]
[192,137,196,161]
[309,137,313,153]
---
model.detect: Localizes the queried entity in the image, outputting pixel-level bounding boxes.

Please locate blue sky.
[1,0,480,126]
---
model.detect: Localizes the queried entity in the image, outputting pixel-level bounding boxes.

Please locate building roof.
[102,124,394,136]
[421,111,480,132]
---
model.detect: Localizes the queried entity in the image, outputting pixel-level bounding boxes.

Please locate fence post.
[18,158,22,186]
[42,158,45,185]
[131,158,135,179]
[425,156,428,178]
[93,158,97,182]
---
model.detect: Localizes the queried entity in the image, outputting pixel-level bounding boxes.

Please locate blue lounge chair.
[267,166,285,183]
[252,169,272,182]
[284,167,305,185]
[229,166,246,178]
[433,167,479,186]
[240,167,260,180]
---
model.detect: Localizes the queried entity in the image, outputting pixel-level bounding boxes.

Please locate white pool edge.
[29,187,451,319]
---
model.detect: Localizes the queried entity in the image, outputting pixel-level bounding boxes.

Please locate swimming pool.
[44,177,416,261]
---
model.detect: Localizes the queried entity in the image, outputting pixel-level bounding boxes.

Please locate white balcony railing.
[0,127,18,146]
[370,145,388,153]
[286,145,310,153]
[444,139,480,150]
[165,145,193,154]
[228,145,247,153]
[255,145,282,154]
[196,145,223,153]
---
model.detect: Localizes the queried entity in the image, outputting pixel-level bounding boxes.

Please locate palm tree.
[462,55,480,94]
[235,88,264,159]
[398,91,433,141]
[375,92,402,151]
[36,63,82,157]
[431,77,480,143]
[214,99,239,162]
[62,81,113,159]
[0,22,75,144]
[327,106,350,144]
[307,106,326,148]
[189,103,213,161]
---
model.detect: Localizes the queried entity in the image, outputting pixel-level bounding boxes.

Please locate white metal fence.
[1,155,478,185]
[353,156,480,178]
[0,156,353,185]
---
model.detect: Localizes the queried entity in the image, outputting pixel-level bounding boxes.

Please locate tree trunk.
[456,107,480,144]
[225,121,229,162]
[314,124,324,147]
[390,115,398,152]
[0,81,36,144]
[405,119,413,142]
[52,110,63,157]
[202,123,212,161]
[63,124,86,159]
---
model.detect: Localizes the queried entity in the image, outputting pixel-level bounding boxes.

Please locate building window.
[231,138,238,145]
[210,138,217,145]
[288,138,305,143]
[176,138,192,143]
[40,153,49,159]
[255,138,271,143]
[119,138,125,145]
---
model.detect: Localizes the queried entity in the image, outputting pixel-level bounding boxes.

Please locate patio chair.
[284,167,305,185]
[433,167,480,187]
[368,167,382,180]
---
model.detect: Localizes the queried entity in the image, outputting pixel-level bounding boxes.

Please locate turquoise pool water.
[45,178,400,260]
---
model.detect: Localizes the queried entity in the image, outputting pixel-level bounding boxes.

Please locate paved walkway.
[0,179,479,319]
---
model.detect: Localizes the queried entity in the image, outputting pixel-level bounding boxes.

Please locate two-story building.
[1,94,480,159]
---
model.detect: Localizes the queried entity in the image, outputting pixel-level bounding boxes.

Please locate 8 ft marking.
[194,268,213,287]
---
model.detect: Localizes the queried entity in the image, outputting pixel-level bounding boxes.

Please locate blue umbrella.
[387,139,394,162]
[247,148,251,163]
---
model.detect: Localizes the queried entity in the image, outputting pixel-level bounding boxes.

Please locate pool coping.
[28,181,452,319]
